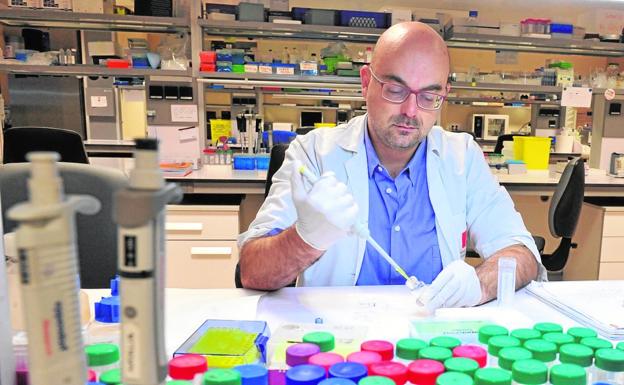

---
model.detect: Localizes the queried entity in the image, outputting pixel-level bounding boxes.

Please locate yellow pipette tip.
[395,267,410,281]
[298,165,307,175]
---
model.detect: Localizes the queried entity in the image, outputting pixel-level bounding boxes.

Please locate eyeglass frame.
[367,66,448,111]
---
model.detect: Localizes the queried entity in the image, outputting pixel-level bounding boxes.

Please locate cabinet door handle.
[190,247,232,258]
[166,222,203,232]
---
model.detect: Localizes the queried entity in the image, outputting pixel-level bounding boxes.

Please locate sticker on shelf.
[605,88,616,101]
[561,87,592,108]
[90,96,108,108]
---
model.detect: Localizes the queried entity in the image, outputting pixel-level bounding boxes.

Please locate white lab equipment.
[114,139,182,385]
[0,201,16,385]
[497,257,517,307]
[7,152,100,385]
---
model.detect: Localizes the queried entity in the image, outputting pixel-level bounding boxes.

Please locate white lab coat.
[238,114,546,286]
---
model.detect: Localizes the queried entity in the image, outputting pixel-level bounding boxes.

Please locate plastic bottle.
[617,342,624,351]
[510,329,541,345]
[304,331,335,352]
[281,47,290,64]
[511,359,547,385]
[368,362,408,385]
[497,347,532,371]
[533,322,563,335]
[395,338,428,362]
[592,348,624,384]
[559,343,594,383]
[444,357,479,377]
[523,339,557,368]
[284,365,325,385]
[361,340,394,361]
[290,47,299,64]
[85,343,120,381]
[169,355,208,381]
[542,332,575,352]
[580,337,612,353]
[430,336,462,351]
[407,360,445,385]
[418,347,453,363]
[566,327,597,344]
[473,367,512,385]
[488,336,521,367]
[436,372,473,385]
[453,345,488,368]
[479,325,509,346]
[549,363,586,385]
[365,47,373,63]
[328,362,367,383]
[86,276,120,345]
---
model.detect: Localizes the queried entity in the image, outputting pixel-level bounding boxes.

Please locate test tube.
[497,257,517,307]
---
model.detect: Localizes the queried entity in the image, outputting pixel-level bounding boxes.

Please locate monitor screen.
[300,111,323,127]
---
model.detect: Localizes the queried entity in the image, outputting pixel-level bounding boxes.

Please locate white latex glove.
[420,260,482,311]
[291,160,359,250]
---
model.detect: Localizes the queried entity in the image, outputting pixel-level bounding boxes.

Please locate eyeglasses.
[368,67,446,110]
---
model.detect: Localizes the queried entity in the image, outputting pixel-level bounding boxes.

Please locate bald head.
[371,22,450,75]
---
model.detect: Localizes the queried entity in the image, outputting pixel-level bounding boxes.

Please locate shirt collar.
[364,121,427,186]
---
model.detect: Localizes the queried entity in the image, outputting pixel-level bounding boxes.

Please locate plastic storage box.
[238,2,266,22]
[233,154,256,170]
[255,154,270,170]
[513,136,552,170]
[263,130,297,145]
[304,9,339,26]
[339,11,390,28]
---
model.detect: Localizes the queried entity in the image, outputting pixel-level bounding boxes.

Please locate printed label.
[123,322,141,379]
[276,66,294,75]
[124,235,137,267]
[259,65,272,74]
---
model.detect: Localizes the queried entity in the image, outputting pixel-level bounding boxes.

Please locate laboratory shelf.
[0,8,190,33]
[446,97,560,105]
[446,31,624,57]
[198,72,362,89]
[0,64,192,77]
[199,19,382,43]
[451,81,562,93]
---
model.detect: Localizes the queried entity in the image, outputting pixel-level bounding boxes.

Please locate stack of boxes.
[199,51,216,73]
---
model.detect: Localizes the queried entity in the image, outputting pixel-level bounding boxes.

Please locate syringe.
[297,165,426,291]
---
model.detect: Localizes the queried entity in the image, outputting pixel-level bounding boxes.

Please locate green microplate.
[542,333,575,351]
[359,376,396,385]
[488,336,521,357]
[566,327,597,343]
[510,329,542,344]
[549,363,586,385]
[303,331,335,352]
[618,341,624,351]
[396,338,428,360]
[436,371,474,385]
[594,348,624,372]
[419,346,453,363]
[430,336,462,350]
[580,337,613,352]
[203,369,242,385]
[473,367,512,385]
[511,359,548,385]
[559,344,593,367]
[99,368,121,385]
[444,357,479,377]
[497,347,532,371]
[523,339,557,363]
[85,343,120,366]
[478,325,509,344]
[533,322,562,334]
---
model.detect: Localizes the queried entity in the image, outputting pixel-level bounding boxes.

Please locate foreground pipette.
[297,165,426,292]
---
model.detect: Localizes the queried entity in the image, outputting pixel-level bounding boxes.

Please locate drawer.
[166,240,238,288]
[601,237,624,262]
[166,205,239,240]
[603,211,624,236]
[598,262,624,280]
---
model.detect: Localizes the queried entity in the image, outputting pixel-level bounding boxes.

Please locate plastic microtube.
[497,257,517,307]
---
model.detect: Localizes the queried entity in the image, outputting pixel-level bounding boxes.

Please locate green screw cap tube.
[99,368,121,385]
[617,341,624,351]
[523,339,557,363]
[580,337,612,352]
[559,344,594,368]
[203,369,242,385]
[358,376,396,385]
[542,333,575,351]
[510,329,541,344]
[511,359,548,385]
[566,327,597,343]
[436,372,474,385]
[478,325,509,345]
[85,343,120,367]
[419,346,453,363]
[473,367,512,385]
[444,357,479,377]
[549,364,586,385]
[488,336,521,357]
[430,336,462,350]
[594,348,624,372]
[497,347,532,371]
[533,322,562,334]
[396,338,428,360]
[303,332,335,352]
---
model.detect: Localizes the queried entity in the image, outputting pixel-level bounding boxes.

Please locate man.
[238,22,544,310]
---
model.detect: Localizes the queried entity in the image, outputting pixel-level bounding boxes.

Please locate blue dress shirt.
[356,128,443,285]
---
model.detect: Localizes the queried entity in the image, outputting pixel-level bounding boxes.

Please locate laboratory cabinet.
[564,201,624,280]
[165,204,240,288]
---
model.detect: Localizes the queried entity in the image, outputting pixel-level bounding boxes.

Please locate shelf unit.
[0,8,190,33]
[0,64,191,77]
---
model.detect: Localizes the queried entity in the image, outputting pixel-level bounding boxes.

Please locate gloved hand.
[291,160,359,250]
[420,260,482,311]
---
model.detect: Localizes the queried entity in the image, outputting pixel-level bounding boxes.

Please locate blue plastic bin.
[255,154,270,170]
[233,154,256,170]
[263,130,297,145]
[339,11,390,28]
[291,7,308,21]
[550,23,573,34]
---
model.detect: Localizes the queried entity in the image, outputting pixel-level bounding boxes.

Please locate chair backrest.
[264,143,290,198]
[3,127,89,164]
[494,134,526,154]
[549,157,585,238]
[0,162,128,288]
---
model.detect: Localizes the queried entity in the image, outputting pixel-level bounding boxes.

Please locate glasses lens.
[381,83,409,103]
[417,92,444,110]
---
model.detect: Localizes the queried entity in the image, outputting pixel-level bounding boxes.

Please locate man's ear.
[360,65,371,98]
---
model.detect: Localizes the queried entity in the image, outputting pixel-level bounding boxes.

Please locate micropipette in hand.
[297,165,427,294]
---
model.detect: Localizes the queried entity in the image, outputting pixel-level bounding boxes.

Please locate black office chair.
[236,143,293,288]
[493,134,528,154]
[3,127,89,164]
[1,161,128,288]
[532,157,585,271]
